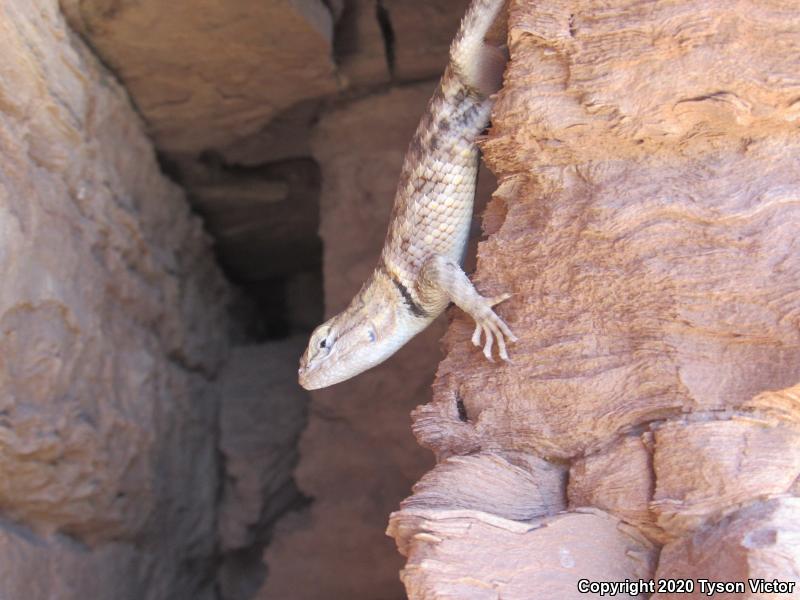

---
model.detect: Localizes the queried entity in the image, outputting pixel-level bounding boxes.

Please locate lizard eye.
[367,328,376,343]
[318,331,335,352]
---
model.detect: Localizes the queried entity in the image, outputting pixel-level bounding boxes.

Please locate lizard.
[298,0,515,390]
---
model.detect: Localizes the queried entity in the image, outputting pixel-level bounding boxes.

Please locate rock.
[383,0,470,81]
[60,0,339,154]
[218,100,324,167]
[217,341,310,600]
[401,452,566,521]
[652,415,800,539]
[416,0,800,461]
[335,0,392,87]
[0,1,229,597]
[329,0,471,89]
[0,521,211,600]
[390,0,800,596]
[57,0,338,323]
[389,508,657,599]
[653,498,800,600]
[569,435,660,542]
[179,157,323,284]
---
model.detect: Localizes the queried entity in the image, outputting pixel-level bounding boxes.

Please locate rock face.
[14,0,796,597]
[60,0,339,155]
[9,1,490,598]
[0,1,230,598]
[217,340,310,600]
[388,0,800,597]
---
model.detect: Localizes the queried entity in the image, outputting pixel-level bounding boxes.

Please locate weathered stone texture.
[383,0,470,81]
[653,497,800,600]
[389,0,800,597]
[0,1,229,598]
[60,0,339,154]
[218,340,309,600]
[389,508,657,599]
[336,0,470,86]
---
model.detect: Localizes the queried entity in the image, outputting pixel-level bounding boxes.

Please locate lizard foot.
[469,293,517,362]
[418,254,517,363]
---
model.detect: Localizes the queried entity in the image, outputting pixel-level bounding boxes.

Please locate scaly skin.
[299,0,515,390]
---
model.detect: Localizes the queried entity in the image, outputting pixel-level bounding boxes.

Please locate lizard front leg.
[418,254,517,361]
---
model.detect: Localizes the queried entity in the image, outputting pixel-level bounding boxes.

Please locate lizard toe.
[471,322,483,347]
[481,323,495,361]
[488,292,513,307]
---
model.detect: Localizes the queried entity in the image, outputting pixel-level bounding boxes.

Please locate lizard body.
[299,0,515,390]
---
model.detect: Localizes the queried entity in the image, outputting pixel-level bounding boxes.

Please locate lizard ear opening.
[366,326,377,343]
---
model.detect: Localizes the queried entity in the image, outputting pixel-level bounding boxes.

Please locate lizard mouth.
[297,365,317,390]
[297,354,331,390]
[297,355,316,390]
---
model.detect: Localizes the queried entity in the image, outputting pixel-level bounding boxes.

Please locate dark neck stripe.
[378,261,428,318]
[392,276,428,318]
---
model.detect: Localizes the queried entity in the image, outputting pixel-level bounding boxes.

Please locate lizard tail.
[449,0,509,98]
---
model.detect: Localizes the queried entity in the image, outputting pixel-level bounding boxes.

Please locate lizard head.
[297,278,418,390]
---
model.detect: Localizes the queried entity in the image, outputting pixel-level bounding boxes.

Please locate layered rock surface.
[12,0,796,598]
[60,0,339,154]
[0,1,230,598]
[389,0,800,597]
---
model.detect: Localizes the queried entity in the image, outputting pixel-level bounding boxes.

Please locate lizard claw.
[469,294,516,363]
[487,292,513,307]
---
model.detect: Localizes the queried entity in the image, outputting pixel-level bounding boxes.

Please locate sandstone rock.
[569,434,660,541]
[334,0,471,88]
[383,0,470,81]
[416,0,800,461]
[60,0,339,154]
[335,0,391,87]
[218,340,310,599]
[401,452,566,520]
[652,415,800,539]
[389,508,657,599]
[57,0,338,328]
[0,521,214,600]
[0,1,229,597]
[390,0,800,596]
[218,100,323,167]
[653,498,800,600]
[336,0,469,86]
[179,157,322,284]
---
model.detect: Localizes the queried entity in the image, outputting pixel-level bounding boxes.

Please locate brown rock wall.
[60,0,339,154]
[0,1,230,597]
[218,340,310,600]
[389,0,800,597]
